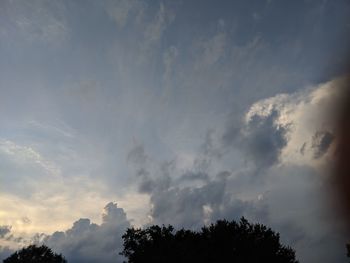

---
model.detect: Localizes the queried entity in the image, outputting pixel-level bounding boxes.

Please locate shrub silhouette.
[3,245,66,263]
[121,217,298,263]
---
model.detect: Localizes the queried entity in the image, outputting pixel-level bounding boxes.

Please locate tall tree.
[3,245,66,263]
[121,218,298,263]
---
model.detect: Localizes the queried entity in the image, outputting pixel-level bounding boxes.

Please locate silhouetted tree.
[121,218,298,263]
[3,245,66,263]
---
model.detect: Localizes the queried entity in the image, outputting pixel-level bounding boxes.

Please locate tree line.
[3,218,299,263]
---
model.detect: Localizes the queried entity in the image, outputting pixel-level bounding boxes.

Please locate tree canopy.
[121,218,298,263]
[3,245,66,263]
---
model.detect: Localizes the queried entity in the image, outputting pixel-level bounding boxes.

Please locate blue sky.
[0,0,350,262]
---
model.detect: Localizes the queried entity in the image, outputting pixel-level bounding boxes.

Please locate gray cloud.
[311,131,334,159]
[239,110,289,169]
[0,0,68,45]
[126,141,269,230]
[0,226,11,239]
[1,80,347,263]
[0,1,349,263]
[122,78,349,262]
[106,0,144,29]
[42,203,130,263]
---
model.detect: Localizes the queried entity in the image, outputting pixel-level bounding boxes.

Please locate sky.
[0,0,350,262]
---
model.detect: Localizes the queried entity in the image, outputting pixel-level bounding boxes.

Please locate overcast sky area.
[0,0,350,262]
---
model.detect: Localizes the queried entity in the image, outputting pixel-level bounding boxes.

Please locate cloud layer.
[1,76,348,263]
[0,1,350,263]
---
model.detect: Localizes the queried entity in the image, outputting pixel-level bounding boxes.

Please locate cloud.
[42,203,131,263]
[163,46,179,83]
[0,1,348,262]
[122,76,349,262]
[0,139,60,177]
[240,109,289,169]
[0,139,64,204]
[194,30,227,70]
[311,131,334,159]
[0,137,118,240]
[0,226,11,239]
[0,203,131,263]
[126,141,267,229]
[1,76,347,263]
[106,0,144,28]
[243,76,349,168]
[144,3,175,45]
[127,144,148,167]
[0,0,68,45]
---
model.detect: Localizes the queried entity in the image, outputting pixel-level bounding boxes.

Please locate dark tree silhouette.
[3,245,66,263]
[121,218,298,263]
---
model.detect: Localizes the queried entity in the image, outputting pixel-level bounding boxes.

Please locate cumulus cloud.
[0,203,131,262]
[0,76,347,263]
[122,76,349,262]
[240,109,289,169]
[125,140,267,229]
[244,76,349,168]
[0,1,349,262]
[42,202,130,263]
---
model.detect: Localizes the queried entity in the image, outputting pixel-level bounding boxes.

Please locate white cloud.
[245,76,349,168]
[0,139,60,176]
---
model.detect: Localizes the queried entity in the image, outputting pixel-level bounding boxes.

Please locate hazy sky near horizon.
[0,0,350,262]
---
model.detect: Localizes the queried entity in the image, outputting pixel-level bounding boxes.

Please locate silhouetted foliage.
[121,218,298,263]
[3,245,66,263]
